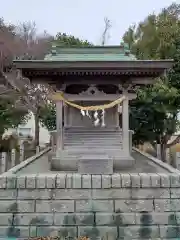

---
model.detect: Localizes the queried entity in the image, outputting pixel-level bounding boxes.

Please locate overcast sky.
[1,0,177,44]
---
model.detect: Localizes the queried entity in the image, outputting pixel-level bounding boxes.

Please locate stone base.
[50,151,135,172]
[78,155,113,174]
[114,155,135,169]
[50,156,78,171]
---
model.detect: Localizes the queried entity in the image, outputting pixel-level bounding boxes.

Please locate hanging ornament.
[94,111,98,118]
[118,105,122,113]
[81,109,85,116]
[94,118,100,126]
[86,110,91,118]
[101,109,106,127]
[94,110,99,126]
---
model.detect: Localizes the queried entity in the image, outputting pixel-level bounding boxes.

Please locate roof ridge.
[44,43,137,61]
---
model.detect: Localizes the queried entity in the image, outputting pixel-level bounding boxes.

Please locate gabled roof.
[44,43,137,62]
[13,43,173,79]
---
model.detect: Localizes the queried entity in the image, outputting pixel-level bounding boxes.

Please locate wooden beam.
[50,93,137,102]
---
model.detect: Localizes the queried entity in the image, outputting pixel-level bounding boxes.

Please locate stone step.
[54,148,123,156]
[65,128,121,131]
[65,133,122,136]
[64,139,122,142]
[64,133,122,136]
[65,134,121,136]
[64,143,122,146]
[61,149,124,152]
[64,142,122,144]
[65,138,122,140]
[64,136,122,138]
[65,136,122,138]
[64,146,122,149]
[64,142,122,145]
[65,131,121,133]
[64,138,122,141]
[64,148,123,151]
[55,153,124,159]
[65,129,122,131]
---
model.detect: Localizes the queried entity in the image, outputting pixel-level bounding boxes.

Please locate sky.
[1,0,178,45]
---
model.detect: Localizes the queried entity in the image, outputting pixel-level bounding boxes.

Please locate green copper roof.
[44,43,137,62]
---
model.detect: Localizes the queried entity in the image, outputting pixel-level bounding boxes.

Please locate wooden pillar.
[156,144,161,159]
[36,146,40,154]
[51,133,56,152]
[56,100,63,157]
[116,105,119,127]
[11,149,16,167]
[129,130,133,153]
[1,152,7,173]
[176,152,180,169]
[20,140,24,162]
[64,103,68,128]
[122,93,130,156]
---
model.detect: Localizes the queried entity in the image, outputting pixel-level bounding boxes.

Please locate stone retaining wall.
[0,173,180,239]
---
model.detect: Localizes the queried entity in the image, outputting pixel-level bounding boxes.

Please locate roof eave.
[13,59,173,70]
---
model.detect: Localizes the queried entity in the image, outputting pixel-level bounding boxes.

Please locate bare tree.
[15,21,52,59]
[0,19,19,69]
[24,83,51,148]
[0,19,53,148]
[101,17,112,46]
[1,69,51,148]
[16,21,36,42]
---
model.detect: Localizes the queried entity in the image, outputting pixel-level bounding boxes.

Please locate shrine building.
[13,43,173,173]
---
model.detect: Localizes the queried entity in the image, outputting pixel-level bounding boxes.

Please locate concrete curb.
[0,172,180,188]
[133,147,180,174]
[0,147,51,176]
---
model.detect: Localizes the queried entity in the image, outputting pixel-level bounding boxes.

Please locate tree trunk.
[34,112,39,149]
[160,134,170,163]
[169,148,177,168]
[167,134,180,148]
[160,143,167,162]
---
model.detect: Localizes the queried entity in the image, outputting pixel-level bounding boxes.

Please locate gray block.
[76,200,113,212]
[119,226,160,239]
[36,226,77,238]
[78,155,113,174]
[115,199,154,212]
[78,226,118,239]
[36,200,74,213]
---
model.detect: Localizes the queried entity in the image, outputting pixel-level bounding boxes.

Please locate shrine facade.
[13,43,173,172]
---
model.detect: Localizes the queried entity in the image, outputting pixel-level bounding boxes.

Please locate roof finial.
[120,41,130,55]
[51,43,57,55]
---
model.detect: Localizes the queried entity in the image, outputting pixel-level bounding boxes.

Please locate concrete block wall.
[0,173,180,239]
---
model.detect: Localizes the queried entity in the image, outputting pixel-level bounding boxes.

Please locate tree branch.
[167,134,180,147]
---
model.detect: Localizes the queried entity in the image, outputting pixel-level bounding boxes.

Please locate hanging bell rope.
[50,92,126,111]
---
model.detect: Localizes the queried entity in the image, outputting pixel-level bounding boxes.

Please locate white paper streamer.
[94,111,99,126]
[81,109,85,116]
[94,118,100,126]
[101,109,105,127]
[94,111,98,118]
[80,109,106,127]
[86,110,91,118]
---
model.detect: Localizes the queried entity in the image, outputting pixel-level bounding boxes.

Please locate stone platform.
[50,127,135,172]
[15,150,172,175]
[50,150,135,172]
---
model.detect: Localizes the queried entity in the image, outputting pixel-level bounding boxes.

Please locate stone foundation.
[51,153,135,172]
[0,173,180,239]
